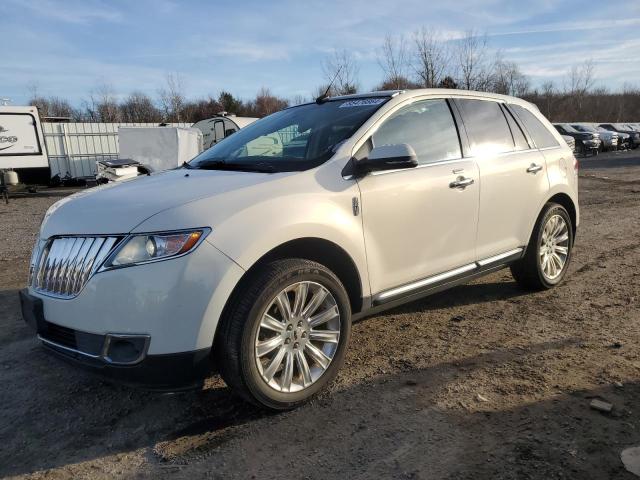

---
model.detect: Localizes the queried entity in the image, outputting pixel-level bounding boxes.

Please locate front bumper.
[20,288,213,390]
[26,239,244,355]
[582,139,601,148]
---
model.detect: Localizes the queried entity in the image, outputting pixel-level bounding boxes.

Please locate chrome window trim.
[345,95,550,181]
[537,146,563,152]
[367,157,469,177]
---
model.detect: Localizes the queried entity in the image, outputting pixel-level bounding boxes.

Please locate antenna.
[316,65,343,104]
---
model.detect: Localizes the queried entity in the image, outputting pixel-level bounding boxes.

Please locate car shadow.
[356,273,529,322]
[0,275,597,477]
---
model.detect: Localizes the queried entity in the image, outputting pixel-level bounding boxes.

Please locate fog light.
[103,334,150,364]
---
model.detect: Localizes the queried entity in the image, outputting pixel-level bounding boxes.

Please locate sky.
[1,0,640,106]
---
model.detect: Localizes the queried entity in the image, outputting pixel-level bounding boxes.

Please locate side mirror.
[356,144,418,174]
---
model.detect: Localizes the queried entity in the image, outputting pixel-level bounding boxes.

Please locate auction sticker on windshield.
[339,98,387,108]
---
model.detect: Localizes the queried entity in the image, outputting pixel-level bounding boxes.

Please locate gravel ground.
[1,151,639,479]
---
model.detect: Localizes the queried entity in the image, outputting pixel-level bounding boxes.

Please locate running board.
[371,247,523,307]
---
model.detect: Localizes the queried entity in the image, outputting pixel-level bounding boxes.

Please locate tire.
[215,258,352,410]
[510,203,574,291]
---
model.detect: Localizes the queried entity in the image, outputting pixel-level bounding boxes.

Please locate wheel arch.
[546,192,577,240]
[215,237,364,347]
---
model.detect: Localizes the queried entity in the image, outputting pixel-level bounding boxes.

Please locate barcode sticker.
[338,98,386,108]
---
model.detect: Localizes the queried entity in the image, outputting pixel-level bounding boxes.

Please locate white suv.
[21,89,579,409]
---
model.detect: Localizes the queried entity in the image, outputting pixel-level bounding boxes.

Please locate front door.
[356,98,480,297]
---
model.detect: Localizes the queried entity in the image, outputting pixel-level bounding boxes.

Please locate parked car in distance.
[594,125,630,149]
[21,89,579,410]
[599,123,640,149]
[571,123,618,151]
[553,123,601,155]
[561,134,576,152]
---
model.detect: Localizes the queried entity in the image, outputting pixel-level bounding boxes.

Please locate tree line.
[27,30,640,124]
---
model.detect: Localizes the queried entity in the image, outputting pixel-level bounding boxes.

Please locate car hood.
[40,169,290,238]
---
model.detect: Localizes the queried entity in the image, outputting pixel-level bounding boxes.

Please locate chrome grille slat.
[31,236,120,298]
[57,238,79,295]
[77,237,106,290]
[70,238,94,294]
[61,238,84,295]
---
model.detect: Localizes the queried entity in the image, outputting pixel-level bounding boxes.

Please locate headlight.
[104,228,210,268]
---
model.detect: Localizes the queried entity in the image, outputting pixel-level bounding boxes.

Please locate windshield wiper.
[194,160,275,173]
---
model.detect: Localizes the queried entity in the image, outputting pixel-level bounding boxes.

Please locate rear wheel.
[216,259,351,410]
[511,203,573,290]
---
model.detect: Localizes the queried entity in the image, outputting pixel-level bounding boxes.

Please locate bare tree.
[377,34,412,89]
[413,28,449,88]
[321,49,359,95]
[291,94,306,105]
[538,81,556,119]
[249,87,289,117]
[29,96,77,119]
[492,53,530,97]
[568,59,596,96]
[119,92,161,123]
[454,30,491,91]
[158,73,186,122]
[84,81,119,122]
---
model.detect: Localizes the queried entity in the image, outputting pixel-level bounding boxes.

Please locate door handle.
[449,176,474,189]
[526,163,543,174]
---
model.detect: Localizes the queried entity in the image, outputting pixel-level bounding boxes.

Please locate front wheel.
[511,203,574,290]
[216,259,351,410]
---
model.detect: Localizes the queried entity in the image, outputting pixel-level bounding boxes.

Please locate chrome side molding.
[375,247,524,302]
[377,263,477,302]
[477,248,523,267]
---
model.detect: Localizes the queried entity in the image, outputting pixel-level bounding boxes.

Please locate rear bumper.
[20,288,213,390]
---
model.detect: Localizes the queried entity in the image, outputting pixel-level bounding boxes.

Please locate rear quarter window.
[510,104,559,149]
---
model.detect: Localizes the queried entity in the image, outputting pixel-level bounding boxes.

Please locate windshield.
[572,124,595,133]
[188,97,389,173]
[561,124,579,133]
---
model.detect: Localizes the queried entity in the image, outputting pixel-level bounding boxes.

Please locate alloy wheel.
[254,281,341,393]
[539,214,570,280]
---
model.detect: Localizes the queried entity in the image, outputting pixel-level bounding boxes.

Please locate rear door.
[453,98,549,261]
[356,98,480,298]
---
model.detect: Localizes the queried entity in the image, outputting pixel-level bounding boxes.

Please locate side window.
[502,105,530,150]
[510,104,559,149]
[371,99,461,165]
[455,99,514,155]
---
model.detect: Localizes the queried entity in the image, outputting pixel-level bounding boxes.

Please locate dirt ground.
[1,150,639,480]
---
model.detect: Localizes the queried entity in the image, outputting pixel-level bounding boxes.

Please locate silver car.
[21,89,579,409]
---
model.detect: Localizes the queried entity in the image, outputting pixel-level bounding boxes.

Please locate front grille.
[31,236,120,298]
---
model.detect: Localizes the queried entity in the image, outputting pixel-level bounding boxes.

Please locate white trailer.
[192,113,257,149]
[0,106,48,170]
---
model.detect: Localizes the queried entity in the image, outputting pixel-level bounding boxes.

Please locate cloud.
[7,0,123,24]
[489,17,640,37]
